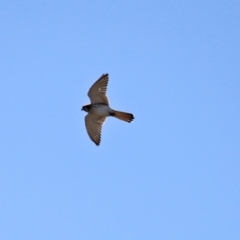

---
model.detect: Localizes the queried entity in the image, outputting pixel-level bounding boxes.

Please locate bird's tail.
[112,110,134,123]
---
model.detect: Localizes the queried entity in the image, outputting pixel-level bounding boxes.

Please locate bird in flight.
[81,74,134,146]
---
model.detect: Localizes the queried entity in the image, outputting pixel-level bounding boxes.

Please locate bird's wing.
[84,114,106,146]
[88,74,109,105]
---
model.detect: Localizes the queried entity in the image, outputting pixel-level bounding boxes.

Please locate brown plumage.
[111,111,134,123]
[82,74,134,146]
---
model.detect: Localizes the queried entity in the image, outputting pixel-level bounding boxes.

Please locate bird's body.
[81,74,134,145]
[84,103,112,116]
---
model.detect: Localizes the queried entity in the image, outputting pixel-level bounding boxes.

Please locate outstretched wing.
[84,114,106,146]
[88,74,109,105]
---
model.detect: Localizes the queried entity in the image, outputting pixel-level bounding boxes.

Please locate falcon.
[81,74,134,146]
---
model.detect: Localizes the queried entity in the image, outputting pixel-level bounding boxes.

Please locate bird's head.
[81,104,91,112]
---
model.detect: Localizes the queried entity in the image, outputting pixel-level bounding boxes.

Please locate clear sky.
[0,1,240,239]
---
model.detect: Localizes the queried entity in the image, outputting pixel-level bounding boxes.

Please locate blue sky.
[0,1,240,239]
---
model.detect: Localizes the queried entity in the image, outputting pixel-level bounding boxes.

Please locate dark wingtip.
[95,139,101,146]
[101,73,109,78]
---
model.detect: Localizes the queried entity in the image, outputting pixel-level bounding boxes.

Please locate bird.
[81,73,134,146]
